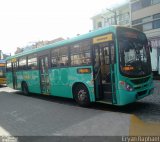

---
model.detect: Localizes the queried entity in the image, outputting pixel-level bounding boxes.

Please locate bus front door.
[39,56,50,95]
[12,62,17,89]
[94,42,116,103]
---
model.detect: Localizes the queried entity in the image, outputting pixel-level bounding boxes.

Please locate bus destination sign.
[93,34,113,44]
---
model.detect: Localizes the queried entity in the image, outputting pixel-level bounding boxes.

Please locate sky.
[0,0,128,55]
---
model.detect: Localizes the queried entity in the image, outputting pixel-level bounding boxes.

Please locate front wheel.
[22,83,29,95]
[73,84,90,107]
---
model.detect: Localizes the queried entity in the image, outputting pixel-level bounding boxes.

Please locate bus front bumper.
[117,86,154,106]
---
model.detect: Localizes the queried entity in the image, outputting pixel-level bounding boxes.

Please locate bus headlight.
[119,81,134,92]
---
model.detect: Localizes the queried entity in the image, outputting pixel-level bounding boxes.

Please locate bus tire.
[73,84,90,107]
[22,82,29,95]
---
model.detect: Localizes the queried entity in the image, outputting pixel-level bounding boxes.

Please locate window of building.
[107,18,111,25]
[111,17,115,25]
[118,13,129,25]
[19,57,27,70]
[153,19,160,29]
[97,22,102,28]
[107,17,115,25]
[51,46,69,67]
[143,22,153,31]
[142,16,153,23]
[131,1,142,12]
[70,40,91,66]
[142,0,151,8]
[152,0,160,4]
[28,54,37,69]
[133,25,143,31]
[132,19,142,25]
[153,13,160,19]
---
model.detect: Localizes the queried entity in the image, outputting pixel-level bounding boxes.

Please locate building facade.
[0,50,10,60]
[130,0,160,74]
[91,3,131,30]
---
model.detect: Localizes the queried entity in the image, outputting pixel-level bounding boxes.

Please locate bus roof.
[6,25,118,60]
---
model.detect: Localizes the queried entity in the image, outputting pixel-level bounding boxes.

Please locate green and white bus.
[6,26,154,106]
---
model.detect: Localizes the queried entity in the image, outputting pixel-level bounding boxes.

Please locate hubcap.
[78,89,87,101]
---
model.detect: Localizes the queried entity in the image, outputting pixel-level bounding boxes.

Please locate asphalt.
[0,81,160,137]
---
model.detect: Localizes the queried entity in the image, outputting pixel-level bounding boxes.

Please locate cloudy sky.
[0,0,128,55]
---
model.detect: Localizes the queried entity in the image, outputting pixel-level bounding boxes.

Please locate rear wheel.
[22,82,29,95]
[73,84,90,107]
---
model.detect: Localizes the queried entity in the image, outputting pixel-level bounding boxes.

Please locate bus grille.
[137,90,147,97]
[130,77,150,85]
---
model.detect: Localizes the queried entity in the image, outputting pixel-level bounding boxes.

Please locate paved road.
[0,90,130,136]
[0,81,160,137]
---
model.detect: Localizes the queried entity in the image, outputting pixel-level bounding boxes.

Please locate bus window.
[28,54,37,70]
[6,60,12,72]
[51,46,69,67]
[51,48,59,67]
[19,57,27,70]
[59,47,69,66]
[70,40,91,66]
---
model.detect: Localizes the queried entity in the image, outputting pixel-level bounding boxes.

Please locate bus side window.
[6,61,12,72]
[59,47,69,67]
[28,54,37,70]
[51,48,59,67]
[19,57,27,70]
[70,40,91,66]
[51,46,69,67]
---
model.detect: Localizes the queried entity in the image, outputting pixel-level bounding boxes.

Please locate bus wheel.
[73,84,90,107]
[22,83,29,95]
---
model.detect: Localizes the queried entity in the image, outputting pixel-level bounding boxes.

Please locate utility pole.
[106,8,117,25]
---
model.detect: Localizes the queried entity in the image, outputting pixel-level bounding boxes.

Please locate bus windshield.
[118,28,151,77]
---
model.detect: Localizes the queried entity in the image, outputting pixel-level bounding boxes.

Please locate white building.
[91,3,130,30]
[130,0,160,75]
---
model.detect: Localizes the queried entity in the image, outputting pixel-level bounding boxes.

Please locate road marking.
[129,115,160,136]
[0,126,11,136]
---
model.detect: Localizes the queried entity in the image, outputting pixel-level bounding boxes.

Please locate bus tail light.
[119,81,134,92]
